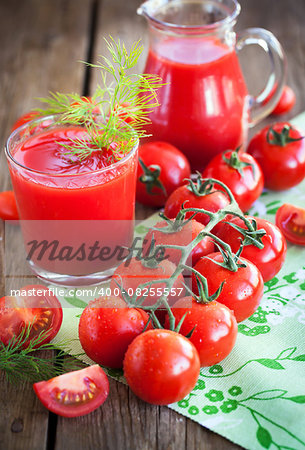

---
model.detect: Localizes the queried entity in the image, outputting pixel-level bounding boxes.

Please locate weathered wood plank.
[0,0,92,449]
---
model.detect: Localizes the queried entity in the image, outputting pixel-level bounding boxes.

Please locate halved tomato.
[33,365,109,417]
[276,203,305,246]
[0,284,63,347]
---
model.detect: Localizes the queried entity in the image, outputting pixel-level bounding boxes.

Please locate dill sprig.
[0,324,84,384]
[36,37,163,161]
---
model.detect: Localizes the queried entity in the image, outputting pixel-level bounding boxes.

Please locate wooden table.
[0,0,304,448]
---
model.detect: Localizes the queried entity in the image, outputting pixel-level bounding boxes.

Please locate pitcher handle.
[236,28,286,127]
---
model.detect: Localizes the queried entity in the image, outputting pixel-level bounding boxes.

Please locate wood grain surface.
[0,0,304,449]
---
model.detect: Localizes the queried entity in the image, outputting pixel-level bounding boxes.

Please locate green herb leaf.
[36,37,163,162]
[0,323,84,384]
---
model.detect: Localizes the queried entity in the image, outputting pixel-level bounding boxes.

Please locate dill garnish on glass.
[36,37,163,162]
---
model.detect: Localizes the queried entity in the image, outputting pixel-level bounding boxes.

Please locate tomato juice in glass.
[5,116,138,285]
[138,0,286,170]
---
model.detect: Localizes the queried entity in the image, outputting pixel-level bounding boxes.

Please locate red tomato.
[276,203,305,246]
[143,219,214,267]
[272,86,296,115]
[202,149,264,212]
[0,285,63,347]
[164,176,231,227]
[136,141,191,207]
[0,191,19,221]
[215,216,287,282]
[113,102,133,124]
[247,122,305,190]
[123,329,200,405]
[33,365,109,417]
[193,252,264,322]
[11,111,40,131]
[165,297,237,366]
[78,296,151,369]
[110,257,184,307]
[70,96,100,114]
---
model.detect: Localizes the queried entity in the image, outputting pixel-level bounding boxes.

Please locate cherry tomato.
[272,86,296,115]
[33,365,109,417]
[202,149,264,212]
[78,296,151,369]
[143,219,214,267]
[110,257,184,308]
[193,252,264,322]
[123,329,200,405]
[11,111,40,131]
[0,191,19,221]
[165,297,237,366]
[113,101,133,124]
[136,141,191,207]
[164,176,231,228]
[215,216,287,282]
[276,203,305,246]
[247,123,305,190]
[0,285,63,348]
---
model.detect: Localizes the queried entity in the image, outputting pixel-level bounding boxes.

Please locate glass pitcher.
[138,0,286,170]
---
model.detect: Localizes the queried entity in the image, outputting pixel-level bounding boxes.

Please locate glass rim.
[138,0,241,32]
[5,114,139,178]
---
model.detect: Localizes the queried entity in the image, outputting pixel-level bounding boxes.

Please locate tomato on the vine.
[247,123,305,190]
[193,252,264,322]
[272,86,296,115]
[34,365,109,417]
[110,257,184,307]
[164,175,230,227]
[78,296,151,368]
[136,141,191,207]
[0,191,19,221]
[143,218,214,267]
[165,297,237,366]
[202,148,264,212]
[123,329,200,405]
[0,285,63,348]
[276,203,305,246]
[215,216,287,282]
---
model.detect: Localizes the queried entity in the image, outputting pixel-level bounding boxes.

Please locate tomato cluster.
[4,97,305,419]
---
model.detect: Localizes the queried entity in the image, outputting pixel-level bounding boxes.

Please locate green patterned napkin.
[53,113,305,450]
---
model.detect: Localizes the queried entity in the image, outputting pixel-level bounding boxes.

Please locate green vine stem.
[121,178,266,331]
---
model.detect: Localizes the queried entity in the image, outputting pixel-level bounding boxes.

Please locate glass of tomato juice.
[5,115,138,286]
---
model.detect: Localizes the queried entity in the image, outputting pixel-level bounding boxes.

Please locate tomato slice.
[33,365,109,417]
[0,191,19,221]
[276,204,305,246]
[0,285,63,347]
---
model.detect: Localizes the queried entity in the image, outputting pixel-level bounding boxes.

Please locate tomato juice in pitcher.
[138,0,286,170]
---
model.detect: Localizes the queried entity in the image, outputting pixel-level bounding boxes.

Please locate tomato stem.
[138,157,167,196]
[222,147,255,178]
[266,125,304,147]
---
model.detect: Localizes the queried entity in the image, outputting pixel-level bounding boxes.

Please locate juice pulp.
[9,126,137,275]
[144,37,249,170]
